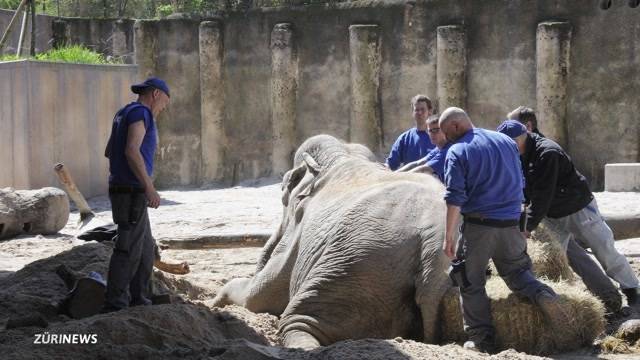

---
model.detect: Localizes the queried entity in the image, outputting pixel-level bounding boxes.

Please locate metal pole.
[30,0,36,56]
[0,0,30,53]
[16,7,28,57]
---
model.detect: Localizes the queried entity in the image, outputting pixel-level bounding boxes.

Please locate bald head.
[439,107,473,142]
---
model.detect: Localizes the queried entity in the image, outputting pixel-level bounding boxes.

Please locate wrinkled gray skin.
[213,135,451,349]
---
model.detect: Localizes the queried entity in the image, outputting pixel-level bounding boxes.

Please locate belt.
[463,216,519,228]
[109,185,145,194]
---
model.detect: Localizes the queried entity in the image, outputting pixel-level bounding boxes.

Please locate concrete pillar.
[199,20,226,183]
[112,20,129,63]
[52,19,69,49]
[133,20,156,79]
[436,25,467,111]
[349,24,382,153]
[536,21,572,148]
[270,23,298,175]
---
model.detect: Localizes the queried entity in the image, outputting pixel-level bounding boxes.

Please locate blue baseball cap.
[131,77,170,97]
[496,119,527,138]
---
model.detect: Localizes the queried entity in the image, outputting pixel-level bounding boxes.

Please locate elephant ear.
[280,152,320,206]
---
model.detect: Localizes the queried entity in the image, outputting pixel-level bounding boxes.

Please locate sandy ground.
[1,182,640,359]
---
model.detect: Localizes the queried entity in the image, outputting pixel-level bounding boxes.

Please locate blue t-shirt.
[425,143,452,183]
[444,128,523,220]
[386,127,435,170]
[108,102,157,187]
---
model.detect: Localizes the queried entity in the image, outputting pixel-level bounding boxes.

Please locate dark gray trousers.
[104,192,155,310]
[456,222,555,341]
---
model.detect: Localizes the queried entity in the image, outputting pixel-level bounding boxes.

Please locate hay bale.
[439,277,605,354]
[527,238,575,282]
[599,335,633,354]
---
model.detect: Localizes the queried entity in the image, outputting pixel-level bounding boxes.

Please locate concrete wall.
[0,60,137,197]
[196,0,637,190]
[0,9,53,55]
[0,10,135,63]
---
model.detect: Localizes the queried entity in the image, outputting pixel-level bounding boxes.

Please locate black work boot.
[463,334,496,354]
[622,287,640,305]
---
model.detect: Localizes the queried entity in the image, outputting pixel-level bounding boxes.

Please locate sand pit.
[0,183,639,359]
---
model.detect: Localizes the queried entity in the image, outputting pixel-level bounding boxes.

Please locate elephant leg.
[282,329,321,350]
[416,238,452,343]
[212,278,252,307]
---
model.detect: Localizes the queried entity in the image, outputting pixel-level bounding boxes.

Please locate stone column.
[112,20,129,63]
[270,23,298,175]
[134,20,157,79]
[349,24,382,154]
[200,20,226,183]
[436,25,467,111]
[536,21,572,148]
[52,19,69,49]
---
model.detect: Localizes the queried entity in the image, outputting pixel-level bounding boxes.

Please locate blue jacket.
[386,127,435,170]
[425,143,451,183]
[108,102,157,187]
[444,128,523,220]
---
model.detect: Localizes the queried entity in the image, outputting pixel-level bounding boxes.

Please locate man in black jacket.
[497,119,640,306]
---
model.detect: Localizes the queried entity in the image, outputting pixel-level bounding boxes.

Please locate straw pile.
[439,277,606,354]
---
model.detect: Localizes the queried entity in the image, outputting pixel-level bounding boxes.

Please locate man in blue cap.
[102,77,170,312]
[439,107,570,353]
[497,119,639,308]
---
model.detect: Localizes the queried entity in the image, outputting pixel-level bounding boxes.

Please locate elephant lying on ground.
[213,134,451,348]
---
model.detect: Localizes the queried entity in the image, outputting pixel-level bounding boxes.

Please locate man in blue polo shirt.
[385,94,436,170]
[395,114,451,183]
[103,77,170,312]
[440,107,570,353]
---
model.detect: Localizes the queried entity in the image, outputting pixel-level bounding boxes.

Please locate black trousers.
[104,190,154,309]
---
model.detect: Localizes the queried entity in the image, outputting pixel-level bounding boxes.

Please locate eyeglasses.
[428,128,440,134]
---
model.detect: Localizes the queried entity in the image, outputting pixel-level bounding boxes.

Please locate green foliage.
[156,4,173,17]
[34,45,122,64]
[0,53,20,61]
[0,0,22,10]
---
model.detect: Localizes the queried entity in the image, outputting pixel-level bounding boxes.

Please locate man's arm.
[396,156,427,172]
[386,136,404,170]
[125,121,161,208]
[525,151,560,232]
[443,204,461,259]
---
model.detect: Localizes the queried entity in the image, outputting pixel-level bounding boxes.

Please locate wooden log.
[54,163,93,218]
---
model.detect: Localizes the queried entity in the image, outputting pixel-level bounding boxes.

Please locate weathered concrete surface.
[200,20,226,183]
[536,21,571,149]
[349,24,382,155]
[0,60,137,197]
[135,18,202,188]
[270,23,298,175]
[605,163,640,192]
[436,25,466,111]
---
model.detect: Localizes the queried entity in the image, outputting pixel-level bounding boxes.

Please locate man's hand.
[146,187,161,209]
[443,232,456,259]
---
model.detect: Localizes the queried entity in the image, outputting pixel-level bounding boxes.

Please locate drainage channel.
[157,232,271,250]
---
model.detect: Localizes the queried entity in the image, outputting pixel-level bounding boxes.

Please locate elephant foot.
[283,329,321,350]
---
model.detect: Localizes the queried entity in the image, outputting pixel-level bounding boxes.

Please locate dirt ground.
[1,181,639,359]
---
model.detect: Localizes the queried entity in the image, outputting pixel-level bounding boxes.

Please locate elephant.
[213,134,451,349]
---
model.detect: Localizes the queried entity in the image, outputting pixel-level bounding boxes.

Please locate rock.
[0,187,69,240]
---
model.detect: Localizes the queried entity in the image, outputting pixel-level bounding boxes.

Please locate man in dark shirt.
[103,77,170,312]
[440,107,569,353]
[507,106,544,136]
[497,119,640,306]
[385,94,436,170]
